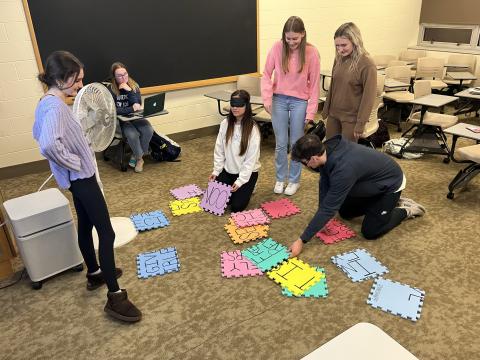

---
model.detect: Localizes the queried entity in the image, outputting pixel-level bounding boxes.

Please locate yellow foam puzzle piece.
[267,257,324,296]
[169,197,202,216]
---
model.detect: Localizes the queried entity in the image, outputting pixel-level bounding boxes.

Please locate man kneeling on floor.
[288,134,425,257]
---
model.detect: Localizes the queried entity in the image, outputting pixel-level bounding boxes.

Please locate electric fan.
[73,83,138,249]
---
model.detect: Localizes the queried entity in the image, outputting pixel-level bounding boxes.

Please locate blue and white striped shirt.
[33,95,96,189]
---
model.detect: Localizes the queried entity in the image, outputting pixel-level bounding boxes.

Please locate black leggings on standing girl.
[69,175,119,292]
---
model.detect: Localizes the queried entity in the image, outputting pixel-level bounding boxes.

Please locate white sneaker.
[398,197,426,214]
[398,198,426,219]
[284,183,300,196]
[274,181,284,194]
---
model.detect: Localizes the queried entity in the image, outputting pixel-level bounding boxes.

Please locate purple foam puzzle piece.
[200,180,232,216]
[170,184,204,200]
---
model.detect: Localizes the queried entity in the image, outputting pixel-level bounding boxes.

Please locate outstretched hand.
[288,238,303,258]
[208,174,216,182]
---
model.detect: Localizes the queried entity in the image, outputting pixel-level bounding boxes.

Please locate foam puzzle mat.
[130,210,170,232]
[220,250,263,278]
[241,238,290,272]
[331,248,388,282]
[136,247,180,279]
[170,184,204,200]
[282,267,328,298]
[224,218,269,244]
[315,218,356,244]
[367,277,425,322]
[267,258,323,296]
[260,198,301,219]
[169,197,202,216]
[200,180,232,216]
[231,208,270,228]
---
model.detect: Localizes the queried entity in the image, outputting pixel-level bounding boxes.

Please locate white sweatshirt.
[212,118,261,187]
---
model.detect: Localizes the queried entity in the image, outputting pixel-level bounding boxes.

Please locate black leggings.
[338,191,407,240]
[69,175,119,292]
[216,170,258,212]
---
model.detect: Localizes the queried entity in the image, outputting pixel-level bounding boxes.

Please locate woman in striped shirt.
[33,51,141,323]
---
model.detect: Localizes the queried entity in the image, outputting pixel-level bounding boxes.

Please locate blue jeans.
[271,94,307,183]
[121,119,154,159]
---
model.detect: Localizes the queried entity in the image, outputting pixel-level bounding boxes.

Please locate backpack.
[305,121,326,141]
[364,119,390,148]
[150,131,181,162]
[382,137,423,159]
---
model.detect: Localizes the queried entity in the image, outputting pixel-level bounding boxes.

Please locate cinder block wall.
[0,0,421,169]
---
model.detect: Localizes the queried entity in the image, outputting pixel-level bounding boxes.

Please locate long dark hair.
[226,90,258,156]
[38,50,83,89]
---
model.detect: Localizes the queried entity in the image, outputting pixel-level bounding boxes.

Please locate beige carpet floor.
[0,124,479,360]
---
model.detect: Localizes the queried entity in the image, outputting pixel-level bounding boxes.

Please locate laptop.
[118,93,166,121]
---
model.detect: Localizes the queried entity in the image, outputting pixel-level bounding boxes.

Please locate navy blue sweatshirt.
[109,86,142,116]
[300,135,404,242]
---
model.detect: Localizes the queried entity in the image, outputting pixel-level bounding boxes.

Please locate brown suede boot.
[104,289,142,323]
[86,268,123,291]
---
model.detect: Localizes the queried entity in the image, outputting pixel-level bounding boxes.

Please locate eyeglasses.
[115,72,128,78]
[300,157,311,166]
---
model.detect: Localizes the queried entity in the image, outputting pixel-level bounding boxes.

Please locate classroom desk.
[444,122,480,160]
[204,90,263,116]
[384,78,410,91]
[301,323,419,360]
[400,94,457,157]
[444,63,469,69]
[117,110,169,122]
[446,71,477,88]
[454,88,480,116]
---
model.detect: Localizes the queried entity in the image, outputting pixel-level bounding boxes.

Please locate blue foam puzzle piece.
[367,277,425,322]
[282,267,328,298]
[241,238,289,272]
[331,248,388,282]
[130,210,170,231]
[136,247,180,279]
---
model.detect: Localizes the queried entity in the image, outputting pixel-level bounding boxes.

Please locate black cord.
[0,269,25,290]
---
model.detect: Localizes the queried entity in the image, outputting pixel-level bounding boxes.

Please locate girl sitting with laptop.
[208,90,261,212]
[108,62,153,173]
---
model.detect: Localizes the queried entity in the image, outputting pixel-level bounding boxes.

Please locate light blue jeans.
[271,94,308,184]
[121,119,154,159]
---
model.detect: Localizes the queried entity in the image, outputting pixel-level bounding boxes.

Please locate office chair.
[382,65,414,131]
[399,80,458,162]
[447,143,480,199]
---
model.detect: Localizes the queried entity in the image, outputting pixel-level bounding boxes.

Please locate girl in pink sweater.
[261,16,320,196]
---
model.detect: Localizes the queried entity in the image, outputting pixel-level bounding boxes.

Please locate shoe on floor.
[284,183,300,196]
[398,200,426,219]
[274,181,284,194]
[86,268,123,291]
[128,156,136,168]
[104,289,142,323]
[134,159,144,173]
[398,197,426,213]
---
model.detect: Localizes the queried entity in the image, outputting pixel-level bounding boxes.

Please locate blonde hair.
[334,22,368,73]
[281,16,307,74]
[109,62,140,97]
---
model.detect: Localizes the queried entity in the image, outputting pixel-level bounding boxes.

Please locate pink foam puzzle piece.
[261,198,301,219]
[170,184,203,200]
[200,180,232,216]
[231,208,270,227]
[315,218,356,244]
[220,250,263,278]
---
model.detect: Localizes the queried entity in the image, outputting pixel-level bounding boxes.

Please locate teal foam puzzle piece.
[282,267,328,298]
[241,238,289,272]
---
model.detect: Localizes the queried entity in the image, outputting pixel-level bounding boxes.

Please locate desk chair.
[399,49,426,64]
[103,120,131,172]
[359,75,385,148]
[443,54,477,93]
[447,144,480,199]
[400,80,458,162]
[372,55,396,68]
[387,60,408,67]
[253,109,273,139]
[415,57,448,91]
[383,66,414,131]
[222,75,263,115]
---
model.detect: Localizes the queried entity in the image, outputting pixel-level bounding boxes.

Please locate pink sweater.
[261,40,320,119]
